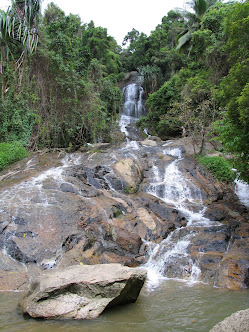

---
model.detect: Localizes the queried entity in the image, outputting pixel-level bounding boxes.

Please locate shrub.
[0,142,28,171]
[198,155,236,183]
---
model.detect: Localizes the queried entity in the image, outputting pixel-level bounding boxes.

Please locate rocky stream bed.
[0,136,248,292]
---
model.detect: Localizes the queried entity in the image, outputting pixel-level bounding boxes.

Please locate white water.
[122,140,140,151]
[144,146,221,288]
[235,179,249,207]
[119,83,145,137]
[0,154,82,210]
[122,83,145,119]
[118,83,216,287]
[147,148,214,226]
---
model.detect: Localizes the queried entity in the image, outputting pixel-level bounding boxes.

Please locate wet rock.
[60,183,79,194]
[0,135,248,292]
[80,166,107,189]
[142,197,187,229]
[204,206,226,221]
[217,223,249,290]
[113,158,143,189]
[119,71,139,87]
[125,125,145,141]
[0,251,29,291]
[42,179,58,190]
[217,256,249,290]
[19,264,146,320]
[210,308,249,332]
[178,158,222,200]
[198,252,224,284]
[140,139,158,147]
[104,225,142,255]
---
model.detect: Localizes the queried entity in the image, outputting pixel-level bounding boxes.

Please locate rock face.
[0,137,248,291]
[118,71,140,88]
[19,264,146,320]
[210,308,249,332]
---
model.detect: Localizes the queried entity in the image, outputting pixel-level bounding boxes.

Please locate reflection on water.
[1,280,248,332]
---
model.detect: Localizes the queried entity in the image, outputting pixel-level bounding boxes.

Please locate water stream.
[119,84,249,291]
[0,281,249,332]
[235,179,249,208]
[143,145,221,287]
[120,83,146,138]
[0,82,248,330]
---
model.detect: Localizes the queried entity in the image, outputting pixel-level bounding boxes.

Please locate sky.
[0,0,189,45]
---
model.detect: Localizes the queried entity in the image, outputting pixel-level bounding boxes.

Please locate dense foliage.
[131,0,249,181]
[0,141,28,170]
[0,0,248,181]
[198,155,236,183]
[0,1,123,150]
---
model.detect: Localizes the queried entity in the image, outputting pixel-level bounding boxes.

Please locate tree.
[137,65,162,97]
[213,0,249,181]
[176,0,220,52]
[12,0,40,53]
[0,9,15,98]
[0,0,40,99]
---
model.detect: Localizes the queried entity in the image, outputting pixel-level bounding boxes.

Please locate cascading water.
[118,84,222,287]
[147,148,210,225]
[235,179,249,208]
[120,83,146,139]
[0,154,82,208]
[144,145,220,287]
[0,77,248,331]
[0,153,83,269]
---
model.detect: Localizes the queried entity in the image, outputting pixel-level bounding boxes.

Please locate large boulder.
[210,308,249,332]
[19,264,146,320]
[113,158,143,189]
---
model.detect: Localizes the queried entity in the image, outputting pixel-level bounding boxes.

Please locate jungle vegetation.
[0,0,248,181]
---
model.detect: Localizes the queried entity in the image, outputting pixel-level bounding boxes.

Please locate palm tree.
[12,0,40,54]
[0,0,40,98]
[0,8,17,97]
[176,0,220,52]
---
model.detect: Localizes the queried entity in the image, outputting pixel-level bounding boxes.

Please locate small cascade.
[122,83,145,119]
[235,179,249,208]
[0,154,82,208]
[0,153,83,268]
[120,83,146,141]
[144,146,220,287]
[121,140,140,151]
[147,147,210,226]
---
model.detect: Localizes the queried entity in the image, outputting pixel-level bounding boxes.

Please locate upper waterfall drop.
[123,83,145,119]
[119,83,146,139]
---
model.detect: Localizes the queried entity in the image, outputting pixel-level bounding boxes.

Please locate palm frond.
[176,30,192,50]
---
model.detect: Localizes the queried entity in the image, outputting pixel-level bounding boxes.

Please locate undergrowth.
[0,142,28,171]
[198,155,236,183]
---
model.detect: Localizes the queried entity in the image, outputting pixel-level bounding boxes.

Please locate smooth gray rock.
[210,308,249,332]
[19,264,146,320]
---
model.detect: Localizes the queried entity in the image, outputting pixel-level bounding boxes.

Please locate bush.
[198,155,236,183]
[0,142,28,171]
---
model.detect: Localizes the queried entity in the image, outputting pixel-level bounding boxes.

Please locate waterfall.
[144,146,221,288]
[235,179,249,208]
[119,83,146,138]
[147,147,211,226]
[118,85,222,287]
